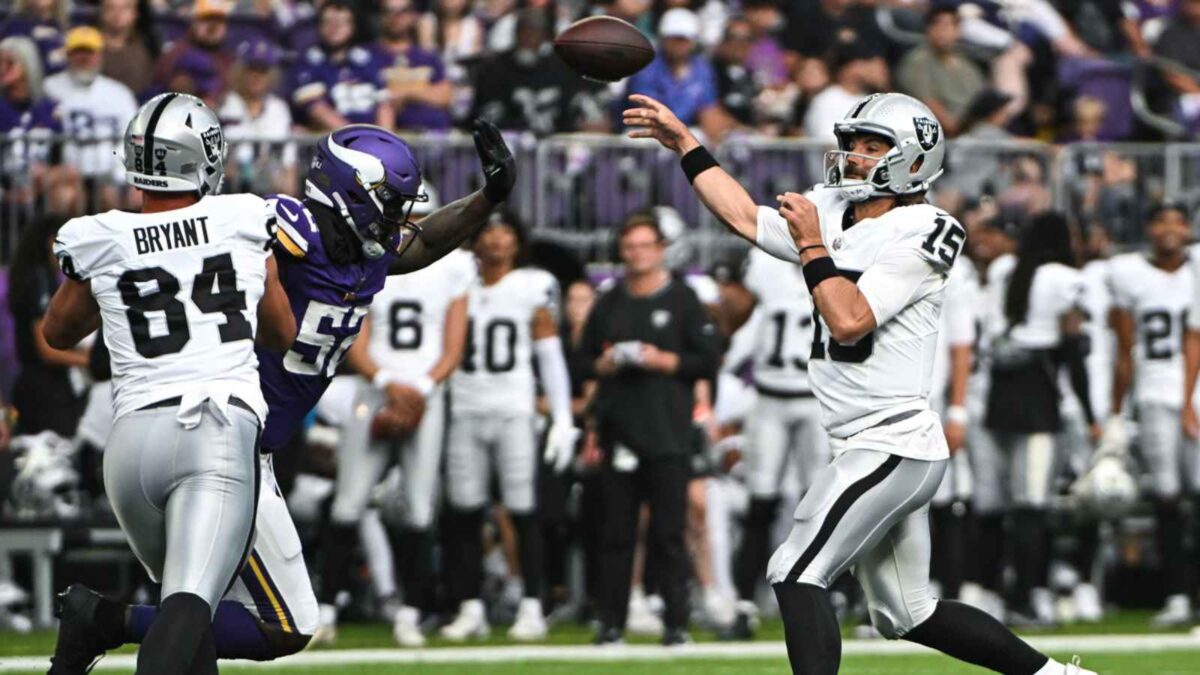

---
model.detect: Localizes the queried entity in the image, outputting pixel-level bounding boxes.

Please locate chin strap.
[329,191,386,259]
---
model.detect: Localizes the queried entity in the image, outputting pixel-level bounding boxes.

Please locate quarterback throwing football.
[624,93,1092,675]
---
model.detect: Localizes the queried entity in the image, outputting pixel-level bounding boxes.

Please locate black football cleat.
[48,585,124,675]
[593,624,624,646]
[661,626,693,647]
[717,612,755,641]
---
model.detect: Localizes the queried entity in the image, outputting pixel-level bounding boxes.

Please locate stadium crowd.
[2,0,1200,653]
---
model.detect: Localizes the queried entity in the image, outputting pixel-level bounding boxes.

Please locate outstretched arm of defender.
[623,95,759,242]
[390,119,515,275]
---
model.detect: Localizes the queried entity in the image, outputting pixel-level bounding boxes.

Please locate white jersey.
[43,72,138,180]
[991,259,1084,349]
[366,251,474,376]
[756,185,960,459]
[450,266,559,416]
[53,194,274,422]
[1109,252,1193,408]
[931,258,979,405]
[743,246,815,396]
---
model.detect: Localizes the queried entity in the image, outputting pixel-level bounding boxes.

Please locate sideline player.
[625,91,1094,674]
[315,190,474,646]
[1109,204,1196,626]
[48,120,515,668]
[44,93,297,673]
[439,210,579,642]
[726,246,828,638]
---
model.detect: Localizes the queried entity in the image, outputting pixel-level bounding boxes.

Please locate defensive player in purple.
[47,120,515,671]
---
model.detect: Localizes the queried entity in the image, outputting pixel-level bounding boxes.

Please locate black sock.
[1154,499,1192,596]
[1072,522,1100,583]
[971,513,1005,593]
[445,508,485,604]
[1011,509,1048,605]
[393,528,434,612]
[931,502,970,599]
[772,583,840,675]
[185,622,217,675]
[136,593,211,675]
[904,600,1049,674]
[735,497,780,604]
[512,512,544,601]
[319,522,359,605]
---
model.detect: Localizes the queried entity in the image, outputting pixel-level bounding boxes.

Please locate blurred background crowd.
[3,0,1200,649]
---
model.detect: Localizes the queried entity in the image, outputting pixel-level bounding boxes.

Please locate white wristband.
[945,405,969,426]
[372,370,436,398]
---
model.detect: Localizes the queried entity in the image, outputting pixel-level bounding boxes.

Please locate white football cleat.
[626,587,664,636]
[310,603,338,646]
[392,605,426,647]
[1031,587,1056,624]
[440,599,490,641]
[1072,583,1103,623]
[1152,594,1193,627]
[508,598,548,641]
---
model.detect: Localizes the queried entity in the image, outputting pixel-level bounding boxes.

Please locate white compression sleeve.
[534,335,573,423]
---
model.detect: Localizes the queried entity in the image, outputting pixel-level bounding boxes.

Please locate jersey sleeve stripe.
[276,224,308,258]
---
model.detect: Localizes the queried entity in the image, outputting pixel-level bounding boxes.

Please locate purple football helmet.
[305,124,427,259]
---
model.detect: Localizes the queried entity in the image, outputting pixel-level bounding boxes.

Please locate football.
[554,16,655,82]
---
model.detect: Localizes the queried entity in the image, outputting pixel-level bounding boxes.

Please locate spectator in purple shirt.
[153,0,235,103]
[287,0,393,131]
[625,8,732,142]
[0,0,67,75]
[376,0,454,130]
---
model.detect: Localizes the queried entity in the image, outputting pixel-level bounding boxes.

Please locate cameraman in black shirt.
[580,217,721,645]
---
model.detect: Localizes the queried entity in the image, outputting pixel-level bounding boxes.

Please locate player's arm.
[42,278,101,352]
[256,256,296,351]
[1061,308,1099,435]
[623,95,759,242]
[389,119,515,275]
[779,193,936,345]
[1109,307,1135,416]
[534,305,581,472]
[1184,267,1200,438]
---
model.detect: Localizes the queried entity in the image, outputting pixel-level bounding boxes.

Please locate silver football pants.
[104,403,260,613]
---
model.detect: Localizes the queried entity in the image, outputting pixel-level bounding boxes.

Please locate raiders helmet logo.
[914,117,940,151]
[201,126,223,163]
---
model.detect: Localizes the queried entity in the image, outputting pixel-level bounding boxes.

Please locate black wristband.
[802,255,840,293]
[680,146,720,184]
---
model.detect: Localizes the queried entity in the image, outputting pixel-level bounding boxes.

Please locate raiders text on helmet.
[823,93,946,203]
[122,92,226,196]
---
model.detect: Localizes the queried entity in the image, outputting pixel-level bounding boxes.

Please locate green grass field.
[2,613,1198,673]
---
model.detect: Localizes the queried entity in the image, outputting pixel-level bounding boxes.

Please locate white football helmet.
[1070,455,1138,519]
[824,92,946,202]
[123,92,226,196]
[7,432,82,521]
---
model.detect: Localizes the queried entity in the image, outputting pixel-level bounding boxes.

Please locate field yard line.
[3,634,1199,671]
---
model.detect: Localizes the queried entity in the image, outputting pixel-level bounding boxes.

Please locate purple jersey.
[0,17,65,74]
[374,43,452,131]
[256,194,393,448]
[287,45,388,126]
[0,96,62,174]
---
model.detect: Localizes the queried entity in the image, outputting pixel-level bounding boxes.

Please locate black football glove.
[472,118,516,205]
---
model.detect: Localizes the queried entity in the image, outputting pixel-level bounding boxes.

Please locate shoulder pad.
[53,215,104,282]
[267,194,317,259]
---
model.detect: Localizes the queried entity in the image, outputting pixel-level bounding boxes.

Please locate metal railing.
[0,132,1187,265]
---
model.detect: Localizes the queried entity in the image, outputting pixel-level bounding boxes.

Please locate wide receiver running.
[49,120,515,669]
[624,92,1093,674]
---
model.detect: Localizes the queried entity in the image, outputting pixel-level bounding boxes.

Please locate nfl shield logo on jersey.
[913,117,939,151]
[201,126,223,163]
